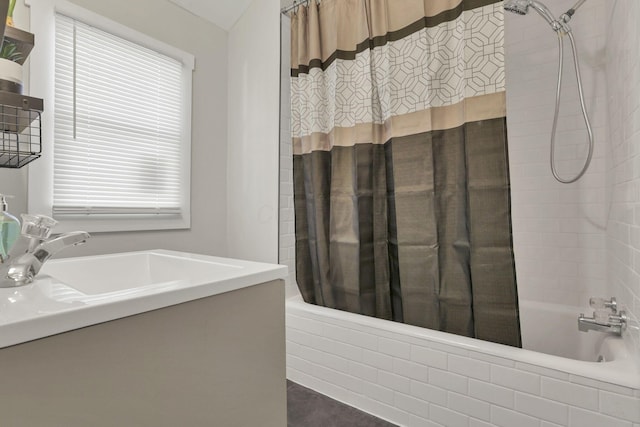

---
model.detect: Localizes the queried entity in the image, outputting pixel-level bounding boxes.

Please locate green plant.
[0,41,22,63]
[6,0,15,27]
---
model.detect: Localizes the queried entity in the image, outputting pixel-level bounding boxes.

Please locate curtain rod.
[280,0,310,15]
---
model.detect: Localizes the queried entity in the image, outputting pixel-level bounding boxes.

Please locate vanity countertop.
[0,249,287,349]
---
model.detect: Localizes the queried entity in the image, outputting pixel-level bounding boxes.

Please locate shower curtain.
[291,0,521,347]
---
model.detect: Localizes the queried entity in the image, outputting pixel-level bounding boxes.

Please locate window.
[28,0,194,233]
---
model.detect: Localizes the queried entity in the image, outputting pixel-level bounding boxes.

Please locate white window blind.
[53,13,185,217]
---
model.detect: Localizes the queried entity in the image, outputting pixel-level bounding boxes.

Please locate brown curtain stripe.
[291,0,502,76]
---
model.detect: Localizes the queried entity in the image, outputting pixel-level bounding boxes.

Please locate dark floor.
[287,380,398,427]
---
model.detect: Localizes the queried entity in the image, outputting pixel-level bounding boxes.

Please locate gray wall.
[4,0,229,258]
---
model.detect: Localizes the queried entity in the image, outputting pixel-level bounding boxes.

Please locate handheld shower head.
[504,0,529,15]
[504,0,558,28]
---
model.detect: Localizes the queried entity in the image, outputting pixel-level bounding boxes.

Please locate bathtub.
[286,296,640,426]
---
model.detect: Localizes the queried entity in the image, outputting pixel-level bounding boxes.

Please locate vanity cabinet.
[0,279,286,427]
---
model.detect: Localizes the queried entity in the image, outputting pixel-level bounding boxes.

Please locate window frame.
[27,0,195,233]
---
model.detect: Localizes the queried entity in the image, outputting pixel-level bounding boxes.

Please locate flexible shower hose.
[549,29,594,184]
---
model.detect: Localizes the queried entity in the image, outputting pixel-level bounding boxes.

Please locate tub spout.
[578,312,627,336]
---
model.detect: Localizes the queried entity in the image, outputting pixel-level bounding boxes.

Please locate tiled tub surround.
[604,0,640,369]
[287,297,640,427]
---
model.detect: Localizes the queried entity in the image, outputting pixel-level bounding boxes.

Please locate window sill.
[49,215,190,234]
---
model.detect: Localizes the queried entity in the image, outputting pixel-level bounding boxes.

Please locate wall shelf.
[0,92,42,168]
[0,0,43,168]
[3,26,34,65]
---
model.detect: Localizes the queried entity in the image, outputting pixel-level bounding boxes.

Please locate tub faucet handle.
[589,297,617,313]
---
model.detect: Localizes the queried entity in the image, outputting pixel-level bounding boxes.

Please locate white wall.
[279,15,297,297]
[0,2,34,216]
[605,0,640,368]
[4,0,229,258]
[226,0,280,264]
[505,0,608,308]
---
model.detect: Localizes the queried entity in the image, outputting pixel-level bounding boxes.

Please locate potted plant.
[0,0,24,93]
[5,0,14,27]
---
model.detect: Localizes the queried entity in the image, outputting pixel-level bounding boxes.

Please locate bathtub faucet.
[578,297,627,336]
[0,214,90,288]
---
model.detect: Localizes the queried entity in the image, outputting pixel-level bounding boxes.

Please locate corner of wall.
[226,0,281,263]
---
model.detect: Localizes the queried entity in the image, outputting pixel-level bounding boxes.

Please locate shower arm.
[560,0,587,24]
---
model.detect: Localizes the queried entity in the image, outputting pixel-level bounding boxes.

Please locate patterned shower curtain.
[291,0,521,347]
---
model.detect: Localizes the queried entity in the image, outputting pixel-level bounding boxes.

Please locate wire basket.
[0,104,41,168]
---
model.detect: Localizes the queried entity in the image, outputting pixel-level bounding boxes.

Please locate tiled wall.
[279,15,298,297]
[504,0,608,308]
[604,0,640,368]
[287,300,640,427]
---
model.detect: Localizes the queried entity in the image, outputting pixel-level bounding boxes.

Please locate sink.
[40,251,243,295]
[0,249,287,349]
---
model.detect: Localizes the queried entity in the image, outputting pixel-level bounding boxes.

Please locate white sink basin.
[40,251,243,295]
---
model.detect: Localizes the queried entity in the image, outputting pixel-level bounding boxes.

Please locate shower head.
[504,0,558,29]
[504,0,529,15]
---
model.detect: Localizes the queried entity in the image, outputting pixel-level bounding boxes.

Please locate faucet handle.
[20,214,58,239]
[589,297,617,313]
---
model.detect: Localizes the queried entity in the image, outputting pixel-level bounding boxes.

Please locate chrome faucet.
[0,214,90,287]
[578,297,627,336]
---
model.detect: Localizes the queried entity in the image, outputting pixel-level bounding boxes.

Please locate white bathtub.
[519,300,607,362]
[286,296,640,426]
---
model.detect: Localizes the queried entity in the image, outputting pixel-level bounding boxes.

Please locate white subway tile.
[378,337,412,360]
[469,419,494,427]
[569,407,633,427]
[323,323,378,351]
[600,391,640,423]
[286,327,314,346]
[362,348,394,370]
[311,336,363,361]
[427,340,470,357]
[348,360,378,382]
[515,392,569,425]
[393,357,430,383]
[492,365,541,395]
[430,403,470,427]
[411,344,448,369]
[469,379,514,408]
[428,368,468,394]
[448,392,491,422]
[395,391,430,418]
[570,375,635,396]
[356,396,410,425]
[378,370,411,394]
[294,343,325,365]
[411,380,448,407]
[286,314,324,334]
[312,364,363,394]
[541,377,599,411]
[468,350,515,367]
[516,362,570,381]
[398,413,440,427]
[322,352,350,374]
[363,383,395,406]
[491,406,541,427]
[448,355,491,382]
[287,354,313,373]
